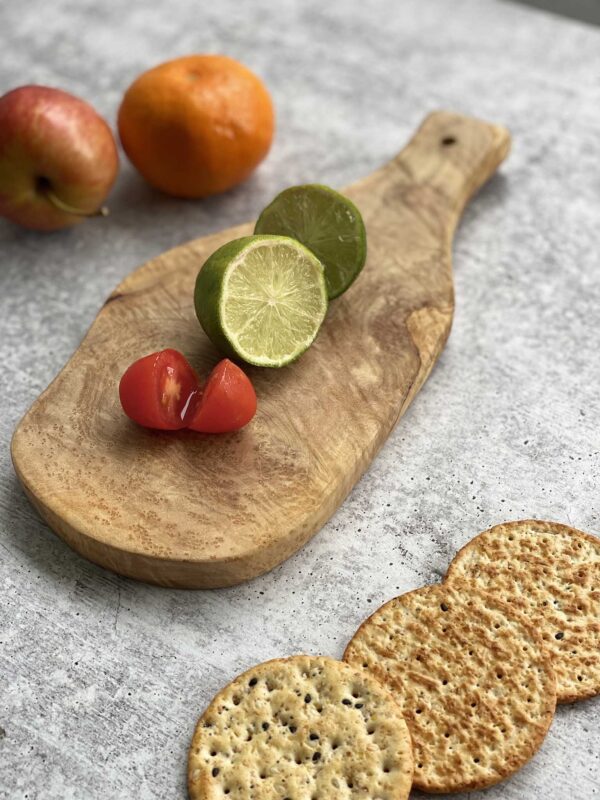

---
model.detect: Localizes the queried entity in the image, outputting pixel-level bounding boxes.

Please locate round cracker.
[446,519,600,703]
[344,581,556,794]
[188,655,413,800]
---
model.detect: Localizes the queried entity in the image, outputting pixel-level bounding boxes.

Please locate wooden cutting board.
[11,111,510,589]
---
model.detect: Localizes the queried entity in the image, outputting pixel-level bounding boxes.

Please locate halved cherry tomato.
[187,359,257,433]
[119,349,199,430]
[119,352,257,433]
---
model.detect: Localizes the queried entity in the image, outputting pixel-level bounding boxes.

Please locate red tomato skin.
[119,349,199,430]
[187,359,257,433]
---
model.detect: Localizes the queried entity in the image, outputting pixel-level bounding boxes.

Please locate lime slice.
[254,184,367,299]
[194,235,328,368]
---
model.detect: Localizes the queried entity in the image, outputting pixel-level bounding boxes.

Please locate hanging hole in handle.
[441,136,457,147]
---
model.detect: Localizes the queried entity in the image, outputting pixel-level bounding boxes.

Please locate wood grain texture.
[11,111,510,588]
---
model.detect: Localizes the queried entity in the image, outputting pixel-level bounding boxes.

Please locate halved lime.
[254,184,367,299]
[194,235,328,368]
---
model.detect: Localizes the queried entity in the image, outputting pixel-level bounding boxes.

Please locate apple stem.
[38,180,109,218]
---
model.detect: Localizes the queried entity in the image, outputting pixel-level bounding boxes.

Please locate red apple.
[0,85,119,231]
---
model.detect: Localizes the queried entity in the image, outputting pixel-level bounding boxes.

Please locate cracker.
[344,581,556,794]
[188,655,413,800]
[446,519,600,703]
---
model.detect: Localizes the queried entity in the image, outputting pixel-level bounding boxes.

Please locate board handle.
[394,111,511,233]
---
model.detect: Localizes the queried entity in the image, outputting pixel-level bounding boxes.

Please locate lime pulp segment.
[254,184,367,300]
[195,235,328,368]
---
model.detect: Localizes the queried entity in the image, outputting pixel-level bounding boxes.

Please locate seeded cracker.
[344,581,556,793]
[188,655,413,799]
[446,519,600,702]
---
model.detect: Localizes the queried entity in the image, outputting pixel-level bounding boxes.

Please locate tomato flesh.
[119,349,199,430]
[119,352,256,433]
[187,359,257,433]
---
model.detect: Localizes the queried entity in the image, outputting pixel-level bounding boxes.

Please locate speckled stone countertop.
[1,0,599,797]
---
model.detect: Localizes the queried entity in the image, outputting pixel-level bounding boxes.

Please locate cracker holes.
[440,603,449,612]
[248,678,258,687]
[211,767,220,777]
[555,632,564,640]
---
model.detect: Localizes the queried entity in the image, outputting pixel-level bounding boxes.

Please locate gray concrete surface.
[1,0,599,797]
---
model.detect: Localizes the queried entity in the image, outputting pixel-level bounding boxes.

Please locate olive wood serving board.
[11,112,510,588]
